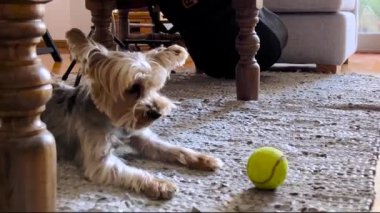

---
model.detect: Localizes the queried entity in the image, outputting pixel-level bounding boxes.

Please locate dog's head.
[66,28,189,130]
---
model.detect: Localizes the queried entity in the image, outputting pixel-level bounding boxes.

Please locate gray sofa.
[264,0,358,73]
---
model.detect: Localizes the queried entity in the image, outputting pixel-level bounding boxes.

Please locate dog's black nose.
[147,110,161,119]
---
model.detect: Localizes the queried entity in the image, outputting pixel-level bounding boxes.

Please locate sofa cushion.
[265,0,356,13]
[276,12,358,65]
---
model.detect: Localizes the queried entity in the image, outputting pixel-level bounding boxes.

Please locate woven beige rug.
[55,71,380,212]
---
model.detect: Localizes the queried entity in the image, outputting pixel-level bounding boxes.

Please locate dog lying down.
[41,28,222,200]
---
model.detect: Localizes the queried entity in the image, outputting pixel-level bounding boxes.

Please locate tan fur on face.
[65,28,187,130]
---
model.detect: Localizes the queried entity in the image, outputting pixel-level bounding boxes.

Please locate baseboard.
[38,39,68,53]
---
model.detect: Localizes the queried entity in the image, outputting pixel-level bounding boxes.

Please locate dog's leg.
[129,129,223,171]
[79,132,177,200]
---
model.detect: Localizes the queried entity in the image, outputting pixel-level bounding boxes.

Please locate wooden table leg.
[86,0,117,50]
[0,1,57,211]
[115,9,130,42]
[232,0,263,101]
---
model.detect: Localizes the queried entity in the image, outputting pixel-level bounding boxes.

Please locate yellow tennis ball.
[246,147,288,190]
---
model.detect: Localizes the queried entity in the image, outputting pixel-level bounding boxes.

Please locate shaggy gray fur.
[41,84,123,161]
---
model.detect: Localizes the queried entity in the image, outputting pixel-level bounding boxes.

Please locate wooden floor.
[343,53,380,76]
[39,52,380,210]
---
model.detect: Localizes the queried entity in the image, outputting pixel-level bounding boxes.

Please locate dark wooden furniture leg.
[116,8,130,42]
[232,0,263,101]
[86,0,117,50]
[0,0,57,212]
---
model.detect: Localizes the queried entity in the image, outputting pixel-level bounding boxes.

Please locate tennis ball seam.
[250,155,286,184]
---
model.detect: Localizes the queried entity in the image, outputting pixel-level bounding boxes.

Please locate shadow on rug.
[55,71,380,212]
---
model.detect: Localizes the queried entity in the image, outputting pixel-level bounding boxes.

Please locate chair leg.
[42,30,62,62]
[316,64,342,74]
[113,36,127,50]
[74,74,82,87]
[61,60,77,81]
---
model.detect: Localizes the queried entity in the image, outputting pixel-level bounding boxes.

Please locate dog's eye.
[129,84,140,93]
[126,84,141,97]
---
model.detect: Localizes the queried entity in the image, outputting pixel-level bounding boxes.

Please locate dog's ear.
[65,28,108,63]
[65,28,88,46]
[148,44,189,71]
[65,28,90,60]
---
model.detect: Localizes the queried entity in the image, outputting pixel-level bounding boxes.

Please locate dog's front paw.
[179,151,223,171]
[142,179,177,200]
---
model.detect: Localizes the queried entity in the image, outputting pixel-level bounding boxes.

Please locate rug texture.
[55,71,380,212]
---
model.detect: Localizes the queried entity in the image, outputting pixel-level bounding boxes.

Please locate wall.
[69,0,92,37]
[43,0,92,40]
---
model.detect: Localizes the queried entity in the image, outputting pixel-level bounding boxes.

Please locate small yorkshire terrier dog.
[41,28,222,200]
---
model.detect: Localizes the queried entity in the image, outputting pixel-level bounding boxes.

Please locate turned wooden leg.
[232,0,263,101]
[86,0,117,50]
[0,1,56,212]
[116,9,130,41]
[316,64,342,74]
